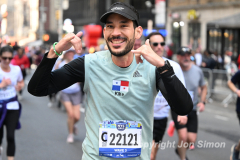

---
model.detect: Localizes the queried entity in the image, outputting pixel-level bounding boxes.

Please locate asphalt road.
[1,73,238,160]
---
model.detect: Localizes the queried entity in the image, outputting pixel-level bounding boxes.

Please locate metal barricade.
[201,68,236,106]
[212,69,236,106]
[201,68,212,100]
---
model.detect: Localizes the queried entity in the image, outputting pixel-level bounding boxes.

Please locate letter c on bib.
[101,132,107,142]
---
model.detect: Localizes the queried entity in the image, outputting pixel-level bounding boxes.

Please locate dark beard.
[106,36,135,57]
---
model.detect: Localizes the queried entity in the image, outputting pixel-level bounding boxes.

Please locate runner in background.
[56,48,81,143]
[73,43,88,106]
[146,32,186,160]
[0,45,24,160]
[12,46,30,100]
[172,46,207,160]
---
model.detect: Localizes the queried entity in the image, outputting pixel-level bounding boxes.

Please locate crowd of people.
[0,2,239,160]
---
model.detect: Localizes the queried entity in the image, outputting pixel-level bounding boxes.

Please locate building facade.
[0,0,40,46]
[167,0,240,60]
[63,0,156,32]
[0,0,61,46]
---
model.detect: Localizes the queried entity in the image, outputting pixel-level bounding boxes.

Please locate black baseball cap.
[100,2,139,26]
[177,47,191,55]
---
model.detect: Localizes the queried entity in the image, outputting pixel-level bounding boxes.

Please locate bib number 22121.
[99,120,142,158]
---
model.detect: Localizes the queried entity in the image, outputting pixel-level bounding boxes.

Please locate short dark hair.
[146,32,165,41]
[0,45,13,56]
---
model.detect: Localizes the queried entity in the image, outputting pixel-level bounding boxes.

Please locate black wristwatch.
[156,60,172,73]
[201,101,206,105]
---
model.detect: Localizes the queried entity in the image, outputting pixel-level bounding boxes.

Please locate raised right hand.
[55,32,83,54]
[177,115,188,125]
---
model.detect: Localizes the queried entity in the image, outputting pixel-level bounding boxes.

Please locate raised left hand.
[197,102,205,112]
[15,81,24,92]
[131,39,165,68]
[177,115,188,125]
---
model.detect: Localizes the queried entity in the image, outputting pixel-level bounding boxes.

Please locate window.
[208,29,222,53]
[172,21,181,54]
[188,23,201,51]
[224,29,239,61]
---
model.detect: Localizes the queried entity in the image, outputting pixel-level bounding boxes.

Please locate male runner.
[172,47,207,160]
[146,32,186,160]
[28,2,193,160]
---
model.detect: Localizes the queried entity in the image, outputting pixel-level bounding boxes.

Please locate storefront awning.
[207,13,240,28]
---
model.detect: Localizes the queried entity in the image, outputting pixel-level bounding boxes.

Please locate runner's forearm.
[200,85,207,103]
[228,80,238,93]
[28,52,58,96]
[28,52,85,97]
[48,48,59,59]
[156,68,193,115]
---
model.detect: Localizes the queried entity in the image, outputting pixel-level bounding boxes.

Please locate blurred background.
[0,1,239,159]
[0,0,239,60]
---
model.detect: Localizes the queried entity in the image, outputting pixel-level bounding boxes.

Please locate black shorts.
[171,110,198,133]
[237,112,240,126]
[153,118,168,143]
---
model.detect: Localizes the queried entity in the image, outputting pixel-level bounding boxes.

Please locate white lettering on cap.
[111,7,124,11]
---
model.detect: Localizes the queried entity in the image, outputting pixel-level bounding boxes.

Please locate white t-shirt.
[59,60,80,94]
[0,64,23,110]
[153,58,186,119]
[195,53,202,67]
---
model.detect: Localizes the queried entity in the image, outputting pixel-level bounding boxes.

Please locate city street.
[1,73,239,160]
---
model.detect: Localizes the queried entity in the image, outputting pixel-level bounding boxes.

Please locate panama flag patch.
[112,80,129,92]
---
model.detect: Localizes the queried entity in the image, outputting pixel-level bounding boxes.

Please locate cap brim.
[178,52,191,55]
[100,10,136,25]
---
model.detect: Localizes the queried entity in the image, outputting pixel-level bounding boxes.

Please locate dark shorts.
[237,112,240,126]
[171,110,198,133]
[60,91,81,106]
[153,117,168,143]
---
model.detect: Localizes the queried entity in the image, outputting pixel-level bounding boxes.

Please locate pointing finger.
[76,31,83,38]
[64,34,75,42]
[131,50,142,54]
[71,37,82,53]
[145,39,150,46]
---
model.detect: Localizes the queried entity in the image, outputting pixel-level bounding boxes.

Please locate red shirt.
[12,55,30,70]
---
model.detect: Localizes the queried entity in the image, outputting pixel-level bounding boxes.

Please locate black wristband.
[156,60,172,73]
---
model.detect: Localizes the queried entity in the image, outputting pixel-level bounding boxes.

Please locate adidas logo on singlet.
[133,71,142,77]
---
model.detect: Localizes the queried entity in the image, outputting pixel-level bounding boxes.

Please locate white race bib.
[99,120,142,158]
